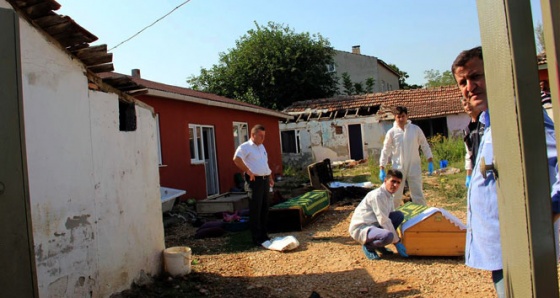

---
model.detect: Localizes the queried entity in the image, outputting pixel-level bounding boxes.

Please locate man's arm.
[370,193,399,243]
[379,130,393,169]
[417,128,433,161]
[233,156,255,181]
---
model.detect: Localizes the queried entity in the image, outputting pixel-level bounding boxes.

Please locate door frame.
[0,8,38,297]
[348,123,364,160]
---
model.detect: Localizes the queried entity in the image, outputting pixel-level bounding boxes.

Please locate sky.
[55,0,544,88]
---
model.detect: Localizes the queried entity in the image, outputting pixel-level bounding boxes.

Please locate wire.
[108,0,192,51]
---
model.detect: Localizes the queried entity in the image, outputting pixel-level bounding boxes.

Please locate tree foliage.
[187,22,338,110]
[424,69,456,88]
[388,63,422,89]
[535,22,545,53]
[341,72,354,95]
[341,72,374,95]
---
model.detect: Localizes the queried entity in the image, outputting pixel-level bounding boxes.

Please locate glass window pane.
[189,127,196,159]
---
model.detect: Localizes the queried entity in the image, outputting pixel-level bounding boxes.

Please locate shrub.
[428,134,465,164]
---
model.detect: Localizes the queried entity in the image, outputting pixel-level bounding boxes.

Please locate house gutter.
[147,89,293,120]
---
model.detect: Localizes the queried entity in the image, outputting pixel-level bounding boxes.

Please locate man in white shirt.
[233,124,274,246]
[349,169,408,260]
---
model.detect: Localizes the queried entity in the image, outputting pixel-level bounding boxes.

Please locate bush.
[428,134,465,164]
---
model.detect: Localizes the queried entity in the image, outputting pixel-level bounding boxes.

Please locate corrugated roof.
[284,85,464,120]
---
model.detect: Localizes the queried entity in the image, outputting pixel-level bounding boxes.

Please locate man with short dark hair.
[452,46,558,297]
[379,106,433,208]
[348,169,408,260]
[233,124,274,246]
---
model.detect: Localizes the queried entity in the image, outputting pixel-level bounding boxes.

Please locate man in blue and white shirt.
[452,46,557,298]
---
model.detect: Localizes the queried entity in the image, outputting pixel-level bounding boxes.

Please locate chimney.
[131,69,141,78]
[352,45,361,55]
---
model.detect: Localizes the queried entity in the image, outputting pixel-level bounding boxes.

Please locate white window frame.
[233,122,249,150]
[326,63,336,73]
[189,124,205,164]
[280,129,301,154]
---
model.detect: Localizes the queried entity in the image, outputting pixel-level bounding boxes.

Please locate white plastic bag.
[262,235,300,251]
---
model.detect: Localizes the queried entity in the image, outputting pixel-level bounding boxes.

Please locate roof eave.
[146,89,293,120]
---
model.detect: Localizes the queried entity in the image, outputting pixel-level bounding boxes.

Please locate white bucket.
[163,246,192,276]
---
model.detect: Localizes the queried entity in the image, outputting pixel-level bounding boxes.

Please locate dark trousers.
[246,175,270,243]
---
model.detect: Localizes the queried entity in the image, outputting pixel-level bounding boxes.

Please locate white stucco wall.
[281,117,386,167]
[16,5,164,297]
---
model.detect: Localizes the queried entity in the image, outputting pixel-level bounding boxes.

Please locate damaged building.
[280,85,468,168]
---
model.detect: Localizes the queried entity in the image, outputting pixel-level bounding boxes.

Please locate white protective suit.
[348,184,400,245]
[379,120,432,208]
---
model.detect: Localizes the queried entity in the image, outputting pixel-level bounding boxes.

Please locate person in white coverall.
[379,106,433,209]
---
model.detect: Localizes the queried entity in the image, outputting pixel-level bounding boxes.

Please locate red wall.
[139,95,284,201]
[539,68,548,82]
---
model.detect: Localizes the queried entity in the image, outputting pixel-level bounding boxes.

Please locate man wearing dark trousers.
[233,124,274,246]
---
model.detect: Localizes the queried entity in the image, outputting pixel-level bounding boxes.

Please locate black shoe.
[375,246,394,255]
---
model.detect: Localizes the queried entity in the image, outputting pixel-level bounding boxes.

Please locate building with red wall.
[102,71,291,201]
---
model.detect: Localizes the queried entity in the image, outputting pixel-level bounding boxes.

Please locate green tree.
[354,83,364,94]
[187,22,338,110]
[365,77,375,93]
[388,63,422,89]
[535,22,545,53]
[341,72,355,95]
[424,69,456,88]
[340,72,375,95]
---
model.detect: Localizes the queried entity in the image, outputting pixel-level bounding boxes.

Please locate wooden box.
[196,192,249,214]
[397,202,466,256]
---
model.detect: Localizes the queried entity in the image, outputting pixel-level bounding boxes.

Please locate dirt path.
[160,199,495,298]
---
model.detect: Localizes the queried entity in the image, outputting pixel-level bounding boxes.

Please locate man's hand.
[379,169,386,181]
[395,242,409,257]
[465,175,471,188]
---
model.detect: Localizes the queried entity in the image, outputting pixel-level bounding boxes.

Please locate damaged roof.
[7,0,146,96]
[284,85,463,121]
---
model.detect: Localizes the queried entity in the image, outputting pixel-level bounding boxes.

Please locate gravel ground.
[118,174,501,297]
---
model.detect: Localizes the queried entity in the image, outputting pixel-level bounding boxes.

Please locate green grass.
[424,173,467,211]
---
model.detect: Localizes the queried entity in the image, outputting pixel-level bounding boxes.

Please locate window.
[189,124,204,163]
[326,63,336,73]
[119,100,136,131]
[335,126,343,134]
[233,122,248,149]
[156,114,163,165]
[281,130,300,154]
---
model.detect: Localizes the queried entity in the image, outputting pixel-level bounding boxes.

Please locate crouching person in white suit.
[349,169,409,260]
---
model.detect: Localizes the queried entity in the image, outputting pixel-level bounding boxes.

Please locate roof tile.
[284,85,464,119]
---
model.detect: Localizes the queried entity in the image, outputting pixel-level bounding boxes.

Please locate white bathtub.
[160,187,186,213]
